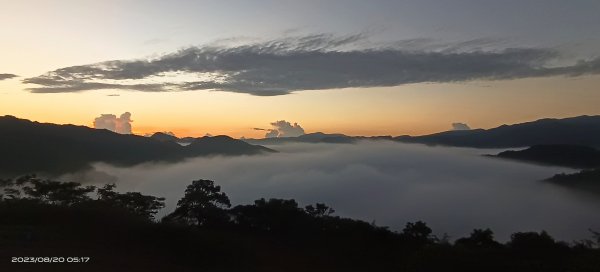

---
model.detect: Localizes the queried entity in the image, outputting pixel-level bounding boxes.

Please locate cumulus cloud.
[264,120,305,138]
[93,112,133,134]
[22,34,600,95]
[264,130,279,138]
[0,73,18,80]
[452,122,471,130]
[73,141,599,242]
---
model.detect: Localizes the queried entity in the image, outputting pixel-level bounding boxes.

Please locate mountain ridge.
[0,115,275,176]
[488,144,600,169]
[244,115,600,148]
[394,115,600,148]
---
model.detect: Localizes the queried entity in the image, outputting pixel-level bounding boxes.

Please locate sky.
[1,0,600,138]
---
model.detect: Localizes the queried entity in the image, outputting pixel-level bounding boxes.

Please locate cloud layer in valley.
[93,112,133,134]
[22,34,600,95]
[69,141,600,242]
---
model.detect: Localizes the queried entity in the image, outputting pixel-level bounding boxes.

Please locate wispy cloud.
[22,34,600,96]
[143,38,169,45]
[0,73,18,81]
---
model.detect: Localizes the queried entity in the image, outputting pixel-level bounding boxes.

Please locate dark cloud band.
[22,35,600,96]
[0,73,18,81]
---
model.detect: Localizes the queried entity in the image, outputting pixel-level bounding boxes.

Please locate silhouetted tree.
[305,203,335,217]
[164,179,231,226]
[97,183,165,220]
[509,231,557,249]
[508,231,569,260]
[18,175,95,205]
[231,198,306,232]
[97,183,119,200]
[455,228,501,249]
[401,221,434,248]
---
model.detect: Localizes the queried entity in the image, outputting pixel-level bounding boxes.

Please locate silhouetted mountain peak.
[188,135,276,155]
[1,115,18,120]
[192,135,237,144]
[490,144,600,169]
[150,132,180,142]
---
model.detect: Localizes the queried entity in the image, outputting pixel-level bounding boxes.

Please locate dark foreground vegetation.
[1,176,599,271]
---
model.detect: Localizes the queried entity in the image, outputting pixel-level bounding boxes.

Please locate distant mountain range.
[243,132,359,145]
[488,145,600,169]
[396,116,600,148]
[244,115,600,148]
[0,116,274,176]
[3,114,600,178]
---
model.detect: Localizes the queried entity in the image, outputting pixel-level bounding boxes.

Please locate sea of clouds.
[67,141,600,242]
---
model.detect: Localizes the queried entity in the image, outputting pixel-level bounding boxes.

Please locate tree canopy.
[163,179,231,226]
